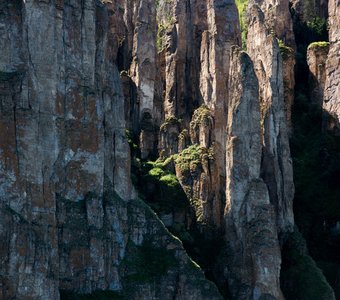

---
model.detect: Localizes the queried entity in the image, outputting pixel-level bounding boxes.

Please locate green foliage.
[160,115,181,132]
[132,157,189,214]
[156,15,174,52]
[235,0,248,49]
[289,15,339,296]
[308,41,330,49]
[307,17,328,37]
[190,105,212,129]
[294,16,328,49]
[173,144,214,172]
[281,231,335,300]
[277,39,294,59]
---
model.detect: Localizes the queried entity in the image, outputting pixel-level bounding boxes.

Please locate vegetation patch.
[156,15,174,52]
[308,41,330,50]
[277,39,294,59]
[173,144,214,173]
[306,17,328,38]
[235,0,249,49]
[160,115,181,132]
[190,105,212,130]
[130,157,189,214]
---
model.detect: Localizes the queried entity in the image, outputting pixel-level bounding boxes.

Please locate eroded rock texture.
[224,47,283,299]
[324,0,340,133]
[247,4,295,234]
[156,0,241,230]
[248,0,295,48]
[247,0,296,130]
[291,0,329,21]
[0,1,222,299]
[307,42,329,105]
[2,0,331,298]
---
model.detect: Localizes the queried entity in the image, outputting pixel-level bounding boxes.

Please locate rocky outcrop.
[0,1,223,299]
[224,47,283,299]
[291,0,329,21]
[123,0,158,159]
[248,0,295,48]
[307,42,330,105]
[248,0,296,130]
[156,0,240,230]
[324,0,340,133]
[246,4,295,234]
[282,47,296,130]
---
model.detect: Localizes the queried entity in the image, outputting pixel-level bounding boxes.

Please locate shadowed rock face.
[324,0,340,133]
[291,0,329,21]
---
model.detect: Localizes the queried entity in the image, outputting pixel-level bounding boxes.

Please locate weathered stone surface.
[247,0,296,131]
[156,0,240,230]
[224,47,283,300]
[124,0,157,159]
[247,4,295,233]
[307,42,330,105]
[0,1,223,299]
[248,0,295,48]
[324,0,340,133]
[282,48,296,131]
[291,0,329,21]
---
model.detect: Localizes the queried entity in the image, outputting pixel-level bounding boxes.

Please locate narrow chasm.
[280,4,340,299]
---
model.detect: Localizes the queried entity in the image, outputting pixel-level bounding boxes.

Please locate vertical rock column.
[324,0,340,133]
[127,0,157,158]
[246,5,295,234]
[224,47,283,300]
[197,0,240,226]
[248,0,296,130]
[307,42,330,105]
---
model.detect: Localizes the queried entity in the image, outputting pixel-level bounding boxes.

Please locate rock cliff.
[324,0,340,133]
[0,0,338,299]
[0,1,222,299]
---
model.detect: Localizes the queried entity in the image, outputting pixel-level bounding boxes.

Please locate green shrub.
[308,41,330,49]
[160,115,181,132]
[235,0,248,49]
[277,39,294,59]
[307,17,328,37]
[174,144,214,172]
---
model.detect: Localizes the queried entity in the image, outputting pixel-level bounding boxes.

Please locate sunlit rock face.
[246,4,294,235]
[307,42,330,105]
[324,0,340,133]
[224,47,284,300]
